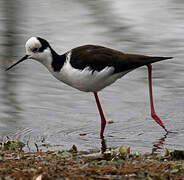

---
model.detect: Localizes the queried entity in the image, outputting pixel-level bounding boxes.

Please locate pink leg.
[94,92,106,138]
[147,64,168,132]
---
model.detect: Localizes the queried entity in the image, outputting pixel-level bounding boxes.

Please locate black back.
[69,45,172,73]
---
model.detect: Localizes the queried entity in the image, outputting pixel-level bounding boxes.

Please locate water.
[0,0,184,153]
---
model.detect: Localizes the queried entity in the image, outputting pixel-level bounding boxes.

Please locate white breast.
[52,51,128,92]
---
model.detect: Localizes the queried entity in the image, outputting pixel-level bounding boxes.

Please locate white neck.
[34,48,54,72]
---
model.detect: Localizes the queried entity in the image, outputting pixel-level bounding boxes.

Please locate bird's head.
[6,37,52,71]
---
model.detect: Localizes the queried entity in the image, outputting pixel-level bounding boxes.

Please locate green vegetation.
[0,138,184,179]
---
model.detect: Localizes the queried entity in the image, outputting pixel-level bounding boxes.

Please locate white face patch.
[25,37,41,55]
[24,37,53,70]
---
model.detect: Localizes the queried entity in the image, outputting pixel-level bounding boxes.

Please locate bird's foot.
[151,112,168,133]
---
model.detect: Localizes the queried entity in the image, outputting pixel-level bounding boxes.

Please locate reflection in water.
[102,132,168,154]
[101,137,107,153]
[152,130,180,153]
[152,133,167,153]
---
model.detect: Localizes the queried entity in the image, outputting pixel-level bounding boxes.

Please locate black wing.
[70,45,172,73]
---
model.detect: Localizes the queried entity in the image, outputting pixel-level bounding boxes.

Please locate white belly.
[52,60,128,92]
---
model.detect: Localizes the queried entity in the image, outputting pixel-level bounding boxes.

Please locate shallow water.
[0,0,184,152]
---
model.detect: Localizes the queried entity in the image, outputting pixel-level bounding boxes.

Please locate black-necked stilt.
[6,37,172,138]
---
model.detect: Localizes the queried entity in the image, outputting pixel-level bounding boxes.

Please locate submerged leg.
[94,92,106,138]
[147,64,168,132]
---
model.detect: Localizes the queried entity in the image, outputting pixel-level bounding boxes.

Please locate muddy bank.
[0,139,184,180]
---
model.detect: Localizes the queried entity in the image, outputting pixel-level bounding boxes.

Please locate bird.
[6,37,172,138]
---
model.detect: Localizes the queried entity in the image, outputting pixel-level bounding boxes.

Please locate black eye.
[32,48,39,52]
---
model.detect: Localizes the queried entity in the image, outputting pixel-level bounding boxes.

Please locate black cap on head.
[36,37,50,52]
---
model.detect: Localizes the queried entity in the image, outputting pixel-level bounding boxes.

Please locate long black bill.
[6,55,29,71]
